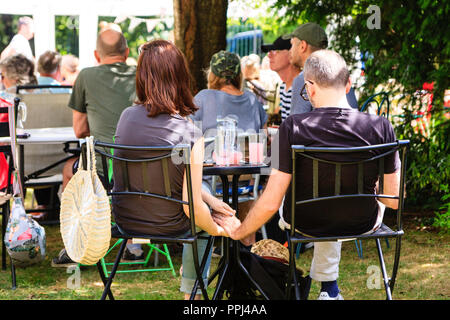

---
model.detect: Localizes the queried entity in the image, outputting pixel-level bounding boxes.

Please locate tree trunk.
[173,0,228,94]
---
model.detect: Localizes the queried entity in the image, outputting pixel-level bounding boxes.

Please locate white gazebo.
[1,0,173,68]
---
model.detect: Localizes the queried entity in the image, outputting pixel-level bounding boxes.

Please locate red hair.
[135,40,198,117]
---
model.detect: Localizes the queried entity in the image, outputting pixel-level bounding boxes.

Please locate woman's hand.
[212,212,242,240]
[207,196,236,217]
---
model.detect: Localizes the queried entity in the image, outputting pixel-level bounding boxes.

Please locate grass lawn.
[0,211,448,300]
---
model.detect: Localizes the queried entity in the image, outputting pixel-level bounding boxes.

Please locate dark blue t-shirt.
[275,107,400,236]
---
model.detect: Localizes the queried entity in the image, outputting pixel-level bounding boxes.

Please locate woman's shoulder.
[118,104,147,121]
[195,89,220,99]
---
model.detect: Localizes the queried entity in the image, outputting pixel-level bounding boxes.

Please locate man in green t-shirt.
[54,28,137,267]
[62,28,136,188]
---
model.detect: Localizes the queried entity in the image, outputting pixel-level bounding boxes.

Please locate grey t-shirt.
[112,105,201,236]
[290,71,359,115]
[192,89,268,136]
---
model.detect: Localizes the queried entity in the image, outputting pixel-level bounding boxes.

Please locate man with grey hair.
[1,16,35,61]
[283,22,359,115]
[214,49,401,300]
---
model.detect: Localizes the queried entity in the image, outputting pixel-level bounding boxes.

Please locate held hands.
[206,197,237,237]
[206,197,241,238]
[208,197,235,217]
[212,211,241,240]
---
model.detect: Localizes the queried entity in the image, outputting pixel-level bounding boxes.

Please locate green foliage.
[274,0,450,220]
[98,16,173,60]
[227,0,302,44]
[433,185,450,233]
[55,16,79,56]
[273,0,450,109]
[394,108,450,212]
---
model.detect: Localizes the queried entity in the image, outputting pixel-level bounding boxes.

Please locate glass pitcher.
[215,116,242,166]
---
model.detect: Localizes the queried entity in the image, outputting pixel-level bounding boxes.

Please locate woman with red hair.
[114,40,234,299]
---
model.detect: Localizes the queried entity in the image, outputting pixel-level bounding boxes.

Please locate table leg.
[221,175,230,205]
[231,174,240,214]
[211,175,231,300]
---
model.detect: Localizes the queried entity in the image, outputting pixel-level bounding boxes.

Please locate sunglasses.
[300,80,314,101]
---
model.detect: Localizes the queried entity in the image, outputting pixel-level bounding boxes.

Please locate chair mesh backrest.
[83,141,196,234]
[289,140,409,237]
[17,92,73,176]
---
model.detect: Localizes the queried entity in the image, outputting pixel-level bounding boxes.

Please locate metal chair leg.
[286,234,300,300]
[355,240,363,259]
[11,260,16,290]
[389,235,402,294]
[100,239,127,300]
[375,238,392,300]
[212,238,230,300]
[191,236,215,298]
[2,202,8,271]
[97,261,114,300]
[189,239,210,300]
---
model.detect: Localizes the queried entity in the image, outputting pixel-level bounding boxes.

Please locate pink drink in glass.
[213,150,243,165]
[249,142,264,164]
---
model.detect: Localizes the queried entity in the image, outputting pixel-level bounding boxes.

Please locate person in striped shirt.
[262,36,300,122]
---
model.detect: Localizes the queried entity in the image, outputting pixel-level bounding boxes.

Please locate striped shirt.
[279,82,292,121]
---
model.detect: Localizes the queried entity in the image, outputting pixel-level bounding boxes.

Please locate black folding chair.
[285,140,409,300]
[87,140,214,300]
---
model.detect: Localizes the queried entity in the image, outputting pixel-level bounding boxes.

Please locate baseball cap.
[261,36,292,53]
[210,50,241,80]
[282,22,328,49]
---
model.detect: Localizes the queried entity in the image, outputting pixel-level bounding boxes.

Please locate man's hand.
[212,212,241,240]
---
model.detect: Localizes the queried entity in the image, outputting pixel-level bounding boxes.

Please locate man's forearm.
[232,187,282,240]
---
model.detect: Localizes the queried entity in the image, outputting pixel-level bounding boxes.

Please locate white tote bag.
[60,136,111,265]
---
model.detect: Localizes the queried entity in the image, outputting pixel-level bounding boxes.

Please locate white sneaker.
[317,291,344,300]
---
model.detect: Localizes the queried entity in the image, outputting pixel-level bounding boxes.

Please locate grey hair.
[303,49,349,88]
[0,54,37,86]
[18,16,33,29]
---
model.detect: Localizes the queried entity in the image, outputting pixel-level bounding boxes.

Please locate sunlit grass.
[0,197,448,300]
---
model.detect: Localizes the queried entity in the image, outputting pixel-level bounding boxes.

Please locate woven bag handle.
[78,137,91,173]
[87,136,98,177]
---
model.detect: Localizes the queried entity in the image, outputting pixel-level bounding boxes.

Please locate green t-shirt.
[68,62,136,143]
[68,62,136,175]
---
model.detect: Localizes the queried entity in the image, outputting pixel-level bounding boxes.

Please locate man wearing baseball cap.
[262,36,301,122]
[283,22,358,115]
